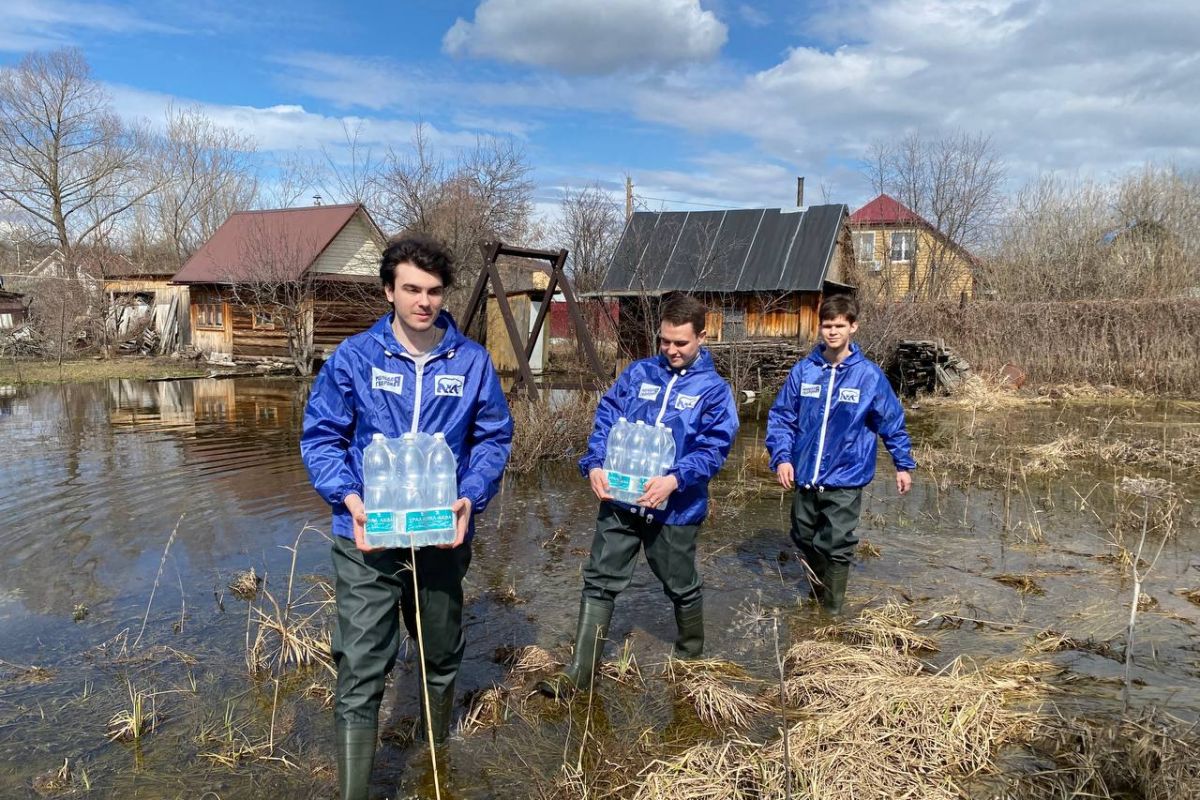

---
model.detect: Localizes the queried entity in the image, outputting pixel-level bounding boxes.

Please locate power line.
[636,196,745,210]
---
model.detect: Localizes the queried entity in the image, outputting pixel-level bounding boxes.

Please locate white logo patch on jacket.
[372,367,404,394]
[434,374,464,397]
[838,387,861,404]
[674,393,700,411]
[638,382,661,401]
[800,383,821,398]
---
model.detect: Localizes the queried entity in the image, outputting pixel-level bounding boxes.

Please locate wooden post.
[625,175,634,222]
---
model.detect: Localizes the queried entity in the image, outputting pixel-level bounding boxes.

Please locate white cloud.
[0,0,179,52]
[443,0,727,75]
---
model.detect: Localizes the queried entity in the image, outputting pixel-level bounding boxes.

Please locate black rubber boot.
[673,599,704,659]
[821,562,850,615]
[335,725,376,800]
[418,683,455,746]
[536,597,613,701]
[801,546,829,602]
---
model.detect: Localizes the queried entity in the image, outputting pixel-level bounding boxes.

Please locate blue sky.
[3,0,1199,216]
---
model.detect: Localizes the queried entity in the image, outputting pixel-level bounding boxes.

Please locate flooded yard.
[1,378,1198,798]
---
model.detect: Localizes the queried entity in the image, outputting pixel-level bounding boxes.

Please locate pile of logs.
[888,340,971,397]
[706,339,807,391]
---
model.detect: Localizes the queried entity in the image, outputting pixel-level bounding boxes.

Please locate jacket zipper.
[655,371,681,425]
[810,365,838,486]
[396,350,448,434]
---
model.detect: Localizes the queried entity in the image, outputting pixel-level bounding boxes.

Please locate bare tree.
[553,183,622,294]
[0,49,152,277]
[146,105,259,269]
[373,124,535,310]
[319,120,378,206]
[263,150,323,209]
[865,130,1005,300]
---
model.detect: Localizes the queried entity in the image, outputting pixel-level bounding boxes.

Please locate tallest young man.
[301,235,512,800]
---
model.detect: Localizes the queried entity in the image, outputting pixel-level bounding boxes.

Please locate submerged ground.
[1,377,1197,798]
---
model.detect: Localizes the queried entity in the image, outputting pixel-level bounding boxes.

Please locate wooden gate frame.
[460,241,607,400]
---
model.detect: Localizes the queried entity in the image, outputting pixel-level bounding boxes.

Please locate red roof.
[849,194,930,227]
[173,204,380,284]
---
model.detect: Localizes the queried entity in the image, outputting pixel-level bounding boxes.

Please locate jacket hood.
[806,341,865,369]
[366,310,467,357]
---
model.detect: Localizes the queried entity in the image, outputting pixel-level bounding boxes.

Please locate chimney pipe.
[796,177,805,208]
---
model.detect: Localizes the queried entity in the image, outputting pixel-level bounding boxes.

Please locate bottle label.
[607,471,632,491]
[365,511,395,535]
[403,508,455,534]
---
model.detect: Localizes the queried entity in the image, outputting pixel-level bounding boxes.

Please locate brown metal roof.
[172,203,380,284]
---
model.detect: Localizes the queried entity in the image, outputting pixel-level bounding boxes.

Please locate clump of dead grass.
[814,601,941,655]
[993,573,1047,596]
[663,658,769,730]
[228,568,262,601]
[1178,587,1200,605]
[460,685,513,735]
[508,393,597,474]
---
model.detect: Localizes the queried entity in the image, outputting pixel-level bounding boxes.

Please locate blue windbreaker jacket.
[300,311,513,541]
[579,349,739,525]
[766,343,915,489]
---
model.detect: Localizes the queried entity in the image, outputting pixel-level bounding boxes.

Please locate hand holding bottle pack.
[362,432,458,548]
[603,418,676,510]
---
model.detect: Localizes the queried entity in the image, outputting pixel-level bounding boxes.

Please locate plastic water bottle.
[628,420,650,477]
[604,417,631,473]
[426,433,458,545]
[653,423,676,510]
[395,433,425,546]
[363,434,396,546]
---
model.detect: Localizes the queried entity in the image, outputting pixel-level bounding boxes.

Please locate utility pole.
[625,175,634,222]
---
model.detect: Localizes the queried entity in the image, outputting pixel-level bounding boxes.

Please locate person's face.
[384,261,444,333]
[819,314,858,351]
[658,319,705,368]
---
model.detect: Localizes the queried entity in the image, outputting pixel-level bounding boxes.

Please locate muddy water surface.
[1,379,1197,798]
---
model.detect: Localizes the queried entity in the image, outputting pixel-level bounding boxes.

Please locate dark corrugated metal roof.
[603,204,847,293]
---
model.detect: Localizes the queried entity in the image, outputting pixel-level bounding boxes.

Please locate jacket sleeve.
[578,367,630,476]
[765,364,802,470]
[667,382,739,492]
[458,356,513,514]
[867,374,916,472]
[300,348,361,507]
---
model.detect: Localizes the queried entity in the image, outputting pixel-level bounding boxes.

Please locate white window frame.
[889,230,915,263]
[854,232,876,265]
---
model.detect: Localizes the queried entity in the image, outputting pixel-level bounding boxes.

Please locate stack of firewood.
[888,340,971,397]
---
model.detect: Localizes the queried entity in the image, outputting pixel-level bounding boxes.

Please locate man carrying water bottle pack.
[301,234,512,799]
[538,292,739,700]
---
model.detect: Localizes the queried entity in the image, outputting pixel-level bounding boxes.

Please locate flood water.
[1,378,1198,798]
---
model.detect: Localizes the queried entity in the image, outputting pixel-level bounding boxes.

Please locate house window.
[0,313,12,329]
[854,232,878,268]
[890,231,915,262]
[252,311,276,330]
[195,302,224,329]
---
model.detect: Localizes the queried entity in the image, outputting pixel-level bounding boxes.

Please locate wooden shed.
[0,289,27,330]
[485,258,552,374]
[102,272,190,352]
[172,203,387,369]
[600,205,855,357]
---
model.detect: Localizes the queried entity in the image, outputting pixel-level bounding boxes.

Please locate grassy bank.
[0,356,215,384]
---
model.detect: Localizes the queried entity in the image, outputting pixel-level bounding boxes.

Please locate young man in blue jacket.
[301,235,512,799]
[766,294,914,615]
[538,293,739,700]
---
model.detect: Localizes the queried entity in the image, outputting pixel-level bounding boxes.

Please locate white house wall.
[311,213,382,277]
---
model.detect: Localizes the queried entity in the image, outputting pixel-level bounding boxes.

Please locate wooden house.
[484,258,553,374]
[172,204,387,366]
[848,194,975,301]
[102,271,190,352]
[0,289,27,330]
[599,204,854,356]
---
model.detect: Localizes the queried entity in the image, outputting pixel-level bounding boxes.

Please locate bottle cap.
[433,432,446,439]
[372,433,385,440]
[618,416,627,422]
[402,432,417,440]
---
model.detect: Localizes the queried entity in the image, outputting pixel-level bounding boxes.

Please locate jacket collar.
[655,347,716,376]
[807,341,864,369]
[368,310,465,358]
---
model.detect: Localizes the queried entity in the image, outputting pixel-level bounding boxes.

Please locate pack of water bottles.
[602,417,676,509]
[362,431,458,548]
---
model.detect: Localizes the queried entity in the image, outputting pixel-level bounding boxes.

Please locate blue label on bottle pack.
[607,471,632,491]
[637,476,651,492]
[365,511,395,535]
[404,508,455,534]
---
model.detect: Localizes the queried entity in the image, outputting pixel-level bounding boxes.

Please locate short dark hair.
[819,293,859,323]
[380,234,455,290]
[659,292,707,334]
